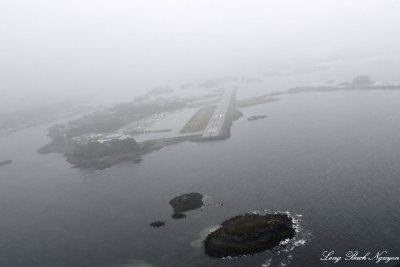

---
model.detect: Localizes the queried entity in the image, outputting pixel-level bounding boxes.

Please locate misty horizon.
[1,0,400,112]
[1,1,400,267]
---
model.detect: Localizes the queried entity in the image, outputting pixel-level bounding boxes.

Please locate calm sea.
[0,90,399,267]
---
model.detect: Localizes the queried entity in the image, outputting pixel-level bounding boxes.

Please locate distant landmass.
[36,75,399,170]
[38,88,241,169]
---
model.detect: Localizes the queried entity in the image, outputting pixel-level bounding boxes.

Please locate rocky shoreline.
[149,193,203,227]
[204,213,295,258]
[40,136,198,170]
[247,115,268,121]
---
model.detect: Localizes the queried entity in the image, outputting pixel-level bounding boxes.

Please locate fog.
[2,2,400,266]
[1,0,400,112]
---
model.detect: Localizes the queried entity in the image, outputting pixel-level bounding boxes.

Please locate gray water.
[1,90,400,267]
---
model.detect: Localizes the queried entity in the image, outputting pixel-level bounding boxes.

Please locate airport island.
[38,87,254,169]
[38,75,400,170]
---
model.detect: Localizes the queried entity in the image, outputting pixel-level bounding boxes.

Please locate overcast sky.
[1,0,399,112]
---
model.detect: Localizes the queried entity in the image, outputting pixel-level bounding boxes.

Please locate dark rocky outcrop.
[169,193,203,214]
[204,213,295,258]
[171,213,186,219]
[247,115,268,121]
[150,221,165,228]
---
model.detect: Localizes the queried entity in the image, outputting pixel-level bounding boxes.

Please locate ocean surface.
[1,90,400,267]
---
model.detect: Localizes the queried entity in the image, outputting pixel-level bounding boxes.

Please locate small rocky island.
[149,221,165,228]
[204,213,295,258]
[169,193,204,219]
[247,115,268,121]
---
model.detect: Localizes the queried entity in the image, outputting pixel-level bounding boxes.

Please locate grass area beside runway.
[180,105,217,134]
